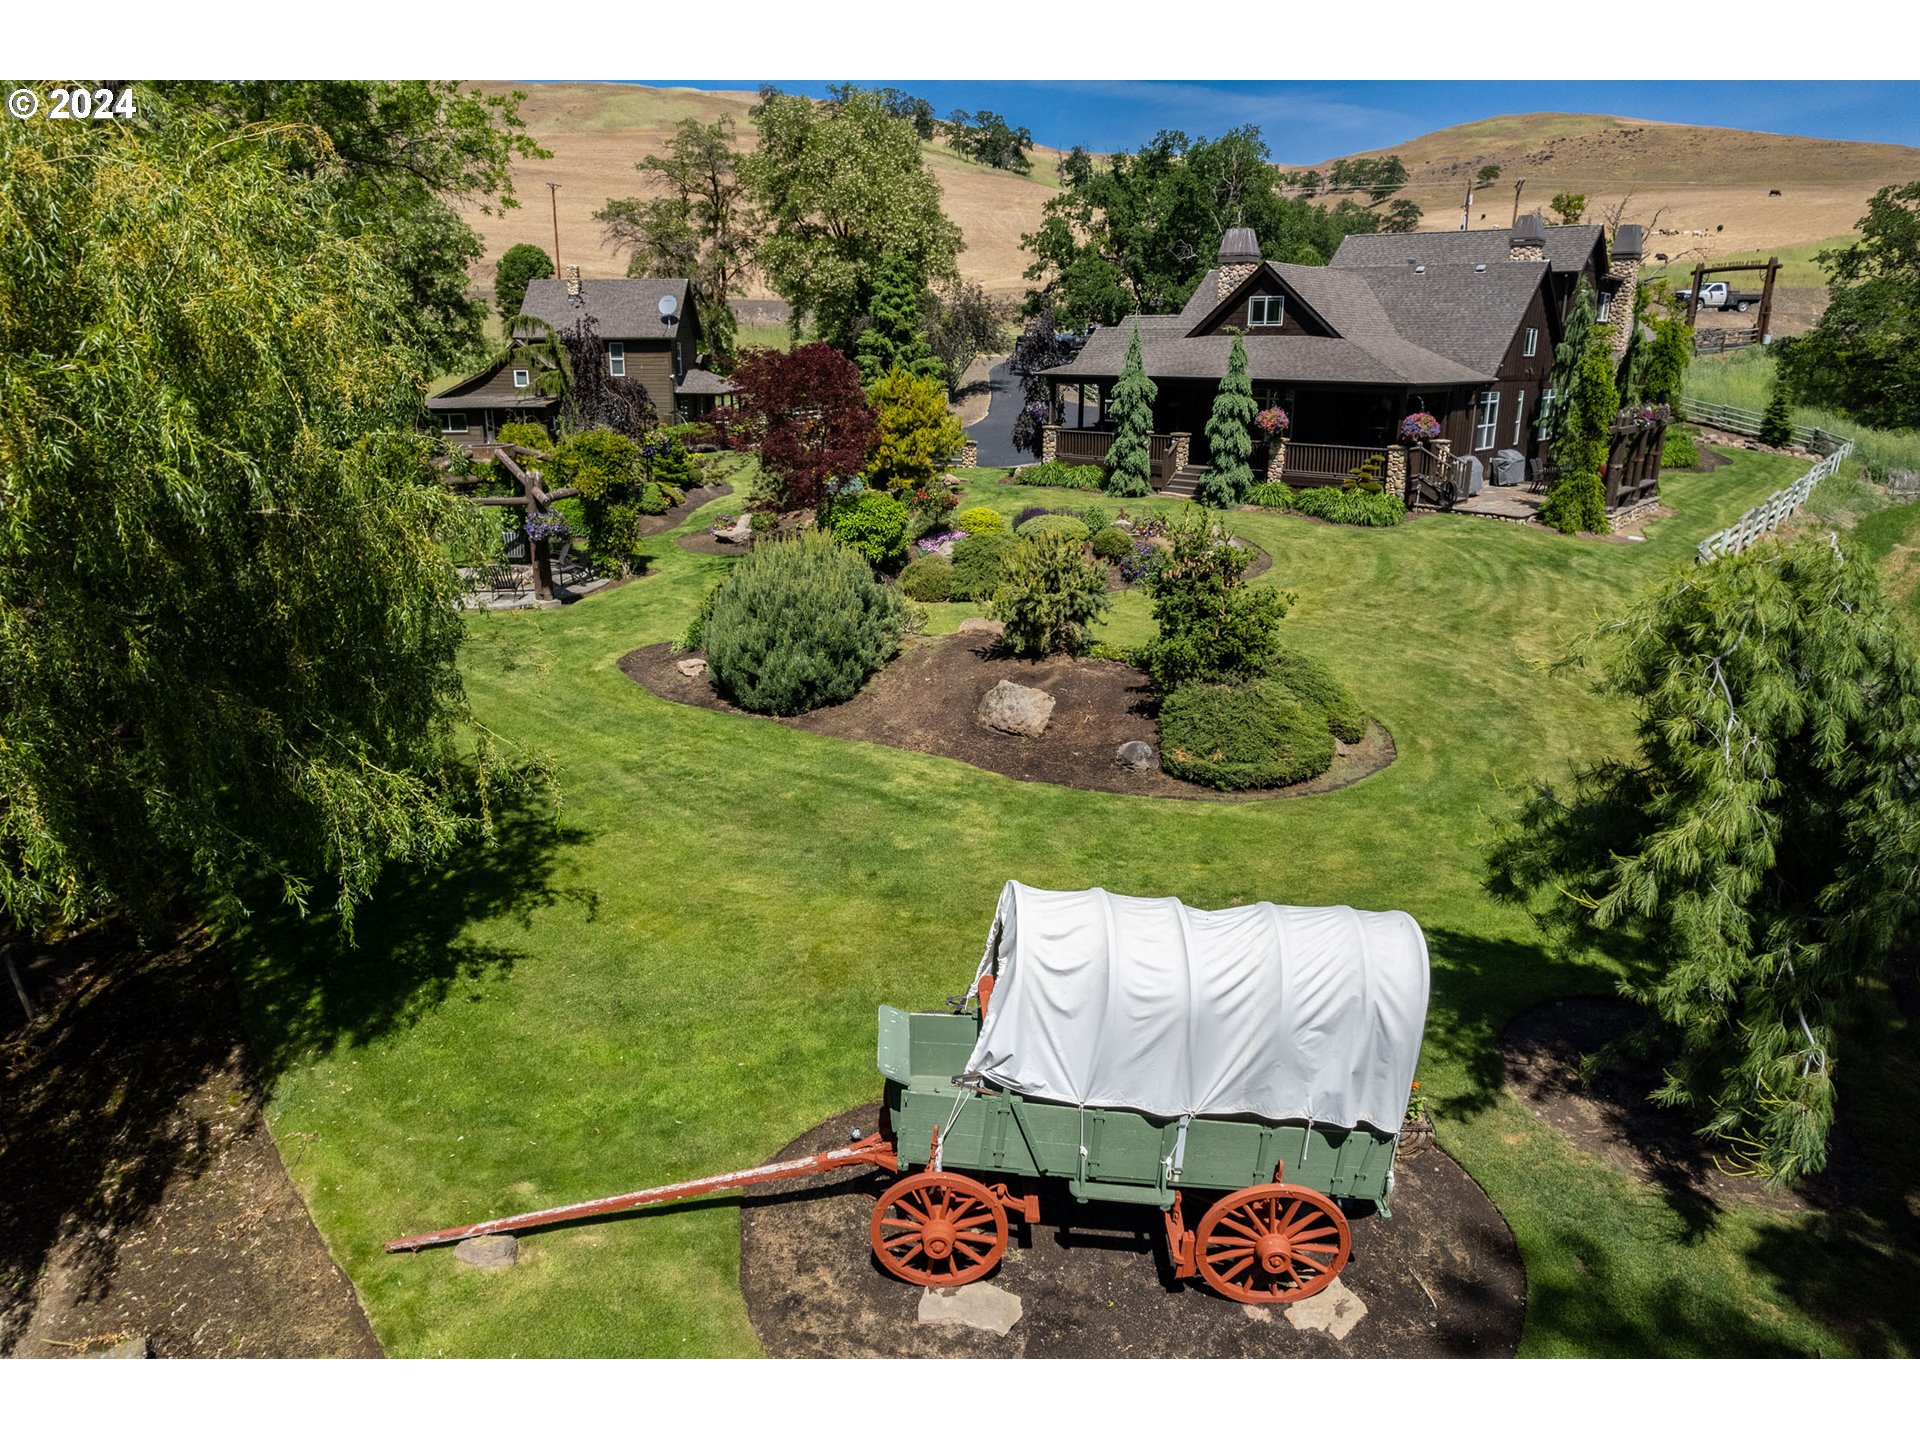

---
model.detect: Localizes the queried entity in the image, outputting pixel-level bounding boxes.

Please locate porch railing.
[1284,443,1392,488]
[1148,434,1179,481]
[1056,428,1113,466]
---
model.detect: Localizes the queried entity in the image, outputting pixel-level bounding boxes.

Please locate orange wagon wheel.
[1195,1182,1351,1304]
[870,1171,1008,1288]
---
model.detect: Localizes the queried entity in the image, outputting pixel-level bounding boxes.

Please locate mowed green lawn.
[235,450,1920,1357]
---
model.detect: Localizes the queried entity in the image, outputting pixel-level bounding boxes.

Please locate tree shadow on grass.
[0,803,587,1354]
[227,802,594,1078]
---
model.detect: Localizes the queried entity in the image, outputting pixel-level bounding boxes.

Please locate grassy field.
[1644,235,1856,292]
[1685,348,1920,478]
[235,451,1920,1357]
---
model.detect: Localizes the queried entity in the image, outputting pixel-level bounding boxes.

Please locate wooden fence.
[1696,439,1856,563]
[1683,400,1851,456]
[1285,443,1392,488]
[1692,327,1759,355]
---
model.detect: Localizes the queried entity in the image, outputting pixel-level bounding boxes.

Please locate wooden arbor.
[1683,256,1782,345]
[440,445,579,603]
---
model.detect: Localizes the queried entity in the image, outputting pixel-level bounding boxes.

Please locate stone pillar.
[1216,262,1257,301]
[959,440,979,467]
[1606,225,1645,359]
[1385,446,1407,500]
[1171,432,1191,471]
[1041,426,1059,462]
[1266,437,1288,483]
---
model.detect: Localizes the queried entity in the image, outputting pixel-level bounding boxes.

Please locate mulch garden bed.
[619,632,1396,802]
[1501,997,1842,1215]
[738,1104,1524,1358]
[635,478,734,540]
[1,929,381,1359]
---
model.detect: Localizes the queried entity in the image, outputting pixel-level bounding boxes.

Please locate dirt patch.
[619,634,1396,802]
[739,1104,1523,1358]
[634,479,733,539]
[1501,997,1837,1217]
[1,929,381,1358]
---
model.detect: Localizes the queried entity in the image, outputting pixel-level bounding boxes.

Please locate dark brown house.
[1039,218,1654,508]
[424,355,561,444]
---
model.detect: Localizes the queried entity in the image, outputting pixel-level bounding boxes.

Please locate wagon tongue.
[382,1132,899,1252]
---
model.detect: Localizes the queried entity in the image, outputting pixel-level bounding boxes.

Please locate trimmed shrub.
[1013,505,1053,526]
[647,433,695,490]
[1136,508,1290,693]
[1267,649,1364,744]
[496,420,552,451]
[991,533,1114,657]
[1246,482,1295,509]
[1158,679,1336,790]
[954,505,1007,535]
[704,531,907,715]
[1291,486,1406,527]
[1016,460,1103,490]
[950,531,1018,601]
[1662,426,1700,469]
[899,554,955,602]
[830,490,912,566]
[1091,525,1133,562]
[1016,514,1091,543]
[1078,504,1112,533]
[637,482,671,515]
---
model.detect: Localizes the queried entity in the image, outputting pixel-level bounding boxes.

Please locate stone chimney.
[1508,212,1546,263]
[1216,227,1260,300]
[565,264,582,301]
[1606,225,1645,357]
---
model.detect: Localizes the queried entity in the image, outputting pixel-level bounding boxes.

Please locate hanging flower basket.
[1254,407,1290,437]
[522,511,570,543]
[1399,412,1442,442]
[1614,403,1671,430]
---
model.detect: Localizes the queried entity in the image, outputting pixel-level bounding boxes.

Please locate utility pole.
[1461,177,1473,231]
[1511,178,1526,228]
[547,182,562,274]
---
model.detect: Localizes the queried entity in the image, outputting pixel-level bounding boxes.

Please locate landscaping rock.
[1115,740,1157,772]
[1282,1278,1367,1340]
[454,1235,519,1270]
[957,617,1005,637]
[978,680,1055,738]
[916,1281,1024,1336]
[714,514,754,545]
[676,657,709,679]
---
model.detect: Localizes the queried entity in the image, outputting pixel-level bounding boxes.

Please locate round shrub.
[950,530,1017,601]
[990,533,1112,657]
[495,420,552,451]
[704,531,907,715]
[1290,486,1406,527]
[830,490,912,566]
[1267,649,1364,744]
[1091,525,1134,562]
[637,482,671,515]
[1158,679,1336,790]
[1662,427,1700,469]
[953,505,1007,536]
[1078,504,1112,533]
[1245,481,1294,510]
[899,554,955,602]
[1016,514,1091,543]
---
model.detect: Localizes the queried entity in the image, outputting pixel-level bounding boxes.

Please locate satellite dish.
[658,293,679,318]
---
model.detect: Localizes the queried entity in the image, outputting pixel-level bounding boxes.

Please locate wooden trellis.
[440,445,579,602]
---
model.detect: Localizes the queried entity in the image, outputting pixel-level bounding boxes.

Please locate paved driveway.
[964,361,1027,469]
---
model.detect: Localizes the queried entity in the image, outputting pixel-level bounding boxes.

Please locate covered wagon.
[389,881,1430,1306]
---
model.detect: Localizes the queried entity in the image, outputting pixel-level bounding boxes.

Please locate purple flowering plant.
[1398,412,1442,441]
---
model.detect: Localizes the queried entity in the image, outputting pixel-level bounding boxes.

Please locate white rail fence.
[1683,400,1851,457]
[1696,440,1856,563]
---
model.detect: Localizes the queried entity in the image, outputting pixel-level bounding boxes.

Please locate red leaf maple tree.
[722,343,877,511]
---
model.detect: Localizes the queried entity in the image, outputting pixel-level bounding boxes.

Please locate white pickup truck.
[1675,280,1764,313]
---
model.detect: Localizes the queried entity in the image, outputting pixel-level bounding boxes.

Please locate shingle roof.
[675,367,736,396]
[1045,257,1534,388]
[424,358,559,410]
[1328,224,1606,276]
[518,277,692,340]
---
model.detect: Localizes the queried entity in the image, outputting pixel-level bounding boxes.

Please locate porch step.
[1160,466,1209,499]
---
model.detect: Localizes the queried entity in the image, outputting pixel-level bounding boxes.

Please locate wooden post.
[1077,384,1086,429]
[1755,256,1780,345]
[1686,262,1705,329]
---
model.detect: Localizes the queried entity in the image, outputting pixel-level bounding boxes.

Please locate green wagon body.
[879,1006,1400,1215]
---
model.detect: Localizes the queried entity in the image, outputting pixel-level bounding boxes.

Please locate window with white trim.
[1474,389,1500,451]
[1523,327,1538,357]
[1246,294,1285,327]
[608,341,625,377]
[1514,402,1524,447]
[440,411,468,434]
[1598,291,1614,322]
[513,368,530,388]
[1536,388,1556,439]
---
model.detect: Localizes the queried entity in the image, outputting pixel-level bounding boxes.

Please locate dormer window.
[1247,294,1285,328]
[513,368,530,389]
[608,341,625,377]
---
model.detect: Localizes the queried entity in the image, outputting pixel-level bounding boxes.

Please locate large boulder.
[978,679,1055,738]
[713,513,754,545]
[1115,740,1157,772]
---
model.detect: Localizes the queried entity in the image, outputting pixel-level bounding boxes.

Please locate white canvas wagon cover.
[964,882,1429,1132]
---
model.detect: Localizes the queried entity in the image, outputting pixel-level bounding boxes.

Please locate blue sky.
[643,81,1920,162]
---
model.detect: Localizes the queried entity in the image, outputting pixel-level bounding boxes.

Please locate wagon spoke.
[1218,1254,1255,1281]
[1289,1224,1341,1244]
[1216,1214,1264,1241]
[1207,1240,1258,1258]
[1292,1252,1330,1274]
[1279,1200,1301,1233]
[1195,1183,1352,1305]
[894,1195,932,1224]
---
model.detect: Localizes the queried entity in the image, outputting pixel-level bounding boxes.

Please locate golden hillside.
[464,82,1066,300]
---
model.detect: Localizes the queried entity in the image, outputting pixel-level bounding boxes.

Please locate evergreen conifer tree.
[1104,326,1158,498]
[854,252,946,388]
[1759,375,1795,447]
[1199,333,1258,507]
[1539,332,1618,534]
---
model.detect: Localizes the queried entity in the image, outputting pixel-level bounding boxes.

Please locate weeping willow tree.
[1488,535,1920,1184]
[0,100,529,942]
